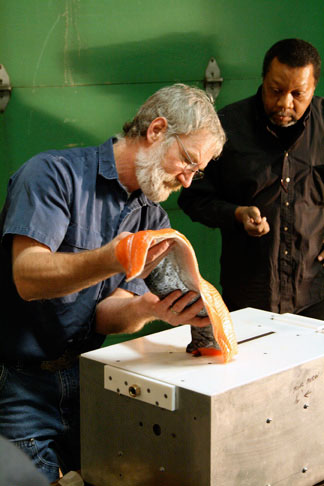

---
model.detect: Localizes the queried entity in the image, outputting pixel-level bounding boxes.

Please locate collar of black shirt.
[255,85,311,149]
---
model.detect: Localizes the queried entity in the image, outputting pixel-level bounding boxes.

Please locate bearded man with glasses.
[0,83,225,482]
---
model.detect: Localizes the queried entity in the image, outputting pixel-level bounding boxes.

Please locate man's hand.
[95,288,210,335]
[318,242,324,264]
[142,290,211,328]
[235,206,270,237]
[109,232,175,278]
[138,239,175,279]
[114,232,175,279]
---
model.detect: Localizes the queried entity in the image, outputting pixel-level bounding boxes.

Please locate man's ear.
[146,117,168,144]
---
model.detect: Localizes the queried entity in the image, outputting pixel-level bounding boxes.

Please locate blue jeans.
[0,361,80,483]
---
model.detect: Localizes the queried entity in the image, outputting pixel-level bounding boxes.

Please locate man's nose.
[277,92,294,110]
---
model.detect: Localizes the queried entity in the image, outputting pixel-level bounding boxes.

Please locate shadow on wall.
[2,32,219,188]
[65,32,218,87]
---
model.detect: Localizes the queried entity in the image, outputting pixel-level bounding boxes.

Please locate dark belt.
[40,349,80,372]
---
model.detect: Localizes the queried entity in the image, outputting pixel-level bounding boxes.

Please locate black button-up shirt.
[178,89,324,314]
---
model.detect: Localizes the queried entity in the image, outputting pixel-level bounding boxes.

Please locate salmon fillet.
[115,229,238,363]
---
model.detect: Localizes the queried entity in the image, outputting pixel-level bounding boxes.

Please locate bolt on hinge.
[0,64,12,113]
[204,57,223,103]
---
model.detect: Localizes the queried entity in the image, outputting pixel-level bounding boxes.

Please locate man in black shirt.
[178,39,324,318]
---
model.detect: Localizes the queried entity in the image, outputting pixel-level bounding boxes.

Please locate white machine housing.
[80,308,324,486]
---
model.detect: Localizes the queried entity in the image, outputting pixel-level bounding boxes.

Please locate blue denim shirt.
[0,137,170,361]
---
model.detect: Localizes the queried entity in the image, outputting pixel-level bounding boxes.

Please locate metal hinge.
[0,64,12,113]
[204,57,223,103]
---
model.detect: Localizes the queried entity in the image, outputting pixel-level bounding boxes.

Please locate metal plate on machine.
[104,364,177,411]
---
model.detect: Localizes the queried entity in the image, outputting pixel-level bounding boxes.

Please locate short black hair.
[262,38,321,84]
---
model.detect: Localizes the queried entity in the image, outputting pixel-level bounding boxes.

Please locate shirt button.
[285,201,289,206]
[285,177,290,183]
[284,250,288,255]
[284,226,288,231]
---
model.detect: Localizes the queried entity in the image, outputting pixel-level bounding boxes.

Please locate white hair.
[122,83,225,158]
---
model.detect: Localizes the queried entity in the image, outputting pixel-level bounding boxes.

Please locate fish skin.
[115,229,238,363]
[145,256,221,353]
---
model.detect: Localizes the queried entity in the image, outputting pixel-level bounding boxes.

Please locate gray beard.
[135,143,182,203]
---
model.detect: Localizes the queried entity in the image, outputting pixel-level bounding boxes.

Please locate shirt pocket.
[59,222,103,251]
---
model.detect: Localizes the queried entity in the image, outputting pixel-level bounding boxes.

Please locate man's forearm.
[178,188,238,230]
[95,292,154,335]
[12,235,123,301]
[12,234,175,302]
[95,288,211,336]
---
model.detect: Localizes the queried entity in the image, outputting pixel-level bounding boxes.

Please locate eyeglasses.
[175,135,204,180]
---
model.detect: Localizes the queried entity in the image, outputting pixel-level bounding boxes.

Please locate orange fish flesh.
[115,229,238,363]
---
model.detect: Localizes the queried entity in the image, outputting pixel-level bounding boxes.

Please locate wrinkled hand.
[235,206,270,237]
[141,290,211,328]
[113,233,174,278]
[138,239,175,279]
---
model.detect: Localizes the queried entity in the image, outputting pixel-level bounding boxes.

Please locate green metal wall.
[1,0,324,344]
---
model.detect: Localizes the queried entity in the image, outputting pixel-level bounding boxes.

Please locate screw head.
[128,384,141,397]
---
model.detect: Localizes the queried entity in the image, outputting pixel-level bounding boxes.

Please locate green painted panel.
[1,0,221,87]
[2,0,324,88]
